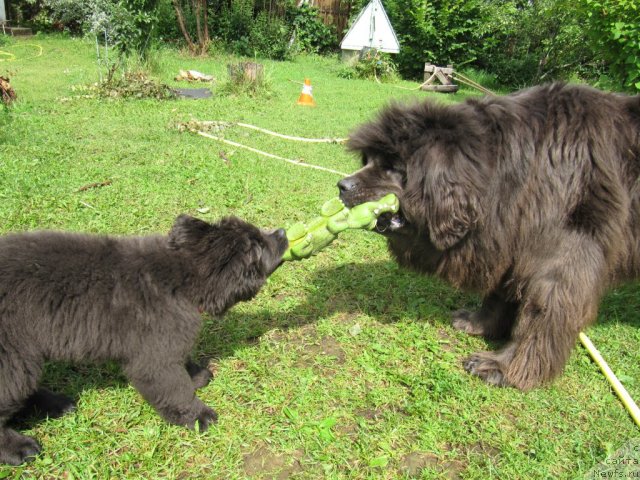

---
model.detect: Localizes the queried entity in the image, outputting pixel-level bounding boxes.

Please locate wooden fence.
[312,0,353,37]
[259,0,354,39]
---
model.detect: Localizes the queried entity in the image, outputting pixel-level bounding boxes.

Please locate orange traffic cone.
[296,78,316,107]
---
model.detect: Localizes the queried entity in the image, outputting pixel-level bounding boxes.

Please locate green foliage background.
[582,0,640,91]
[6,0,640,90]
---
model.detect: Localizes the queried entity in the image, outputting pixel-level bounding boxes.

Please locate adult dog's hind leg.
[452,286,518,340]
[20,388,76,419]
[463,233,605,390]
[125,360,217,431]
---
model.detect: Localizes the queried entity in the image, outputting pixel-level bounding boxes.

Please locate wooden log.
[424,63,454,75]
[435,70,452,85]
[421,84,459,93]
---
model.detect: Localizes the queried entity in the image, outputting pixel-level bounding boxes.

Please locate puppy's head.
[340,100,491,250]
[169,215,288,314]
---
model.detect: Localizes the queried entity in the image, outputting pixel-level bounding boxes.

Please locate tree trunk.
[173,0,209,55]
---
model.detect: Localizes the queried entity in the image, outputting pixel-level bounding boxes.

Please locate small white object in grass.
[349,323,362,336]
[197,207,210,214]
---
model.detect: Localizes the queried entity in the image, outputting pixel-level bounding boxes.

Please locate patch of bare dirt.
[294,335,346,368]
[242,444,304,479]
[398,451,466,479]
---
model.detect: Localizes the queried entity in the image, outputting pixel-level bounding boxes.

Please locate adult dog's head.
[339,100,493,251]
[168,215,288,314]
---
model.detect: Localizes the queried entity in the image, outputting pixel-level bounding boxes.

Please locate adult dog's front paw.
[463,352,509,387]
[0,430,42,466]
[193,406,218,432]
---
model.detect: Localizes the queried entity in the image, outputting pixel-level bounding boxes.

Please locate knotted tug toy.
[283,193,399,261]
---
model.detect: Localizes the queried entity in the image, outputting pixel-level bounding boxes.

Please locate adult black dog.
[338,83,640,391]
[0,215,288,465]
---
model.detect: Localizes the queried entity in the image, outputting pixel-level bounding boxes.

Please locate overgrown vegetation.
[7,0,638,91]
[337,49,398,82]
[38,0,159,57]
[218,61,272,97]
[0,35,639,479]
[377,0,603,87]
[582,0,640,90]
[91,69,176,99]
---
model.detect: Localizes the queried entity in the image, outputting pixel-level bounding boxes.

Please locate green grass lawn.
[1,35,639,479]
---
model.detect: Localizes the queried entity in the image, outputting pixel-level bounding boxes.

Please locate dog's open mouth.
[375,211,406,233]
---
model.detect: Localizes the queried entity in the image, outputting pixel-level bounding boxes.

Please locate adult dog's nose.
[337,177,358,193]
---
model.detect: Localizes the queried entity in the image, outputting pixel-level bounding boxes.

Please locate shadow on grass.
[198,260,640,360]
[198,260,477,360]
[28,260,640,427]
[28,260,470,422]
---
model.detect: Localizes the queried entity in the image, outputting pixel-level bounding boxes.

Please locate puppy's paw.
[463,352,509,387]
[194,406,218,432]
[0,430,42,466]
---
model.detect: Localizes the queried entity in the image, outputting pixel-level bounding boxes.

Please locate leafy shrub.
[337,49,398,82]
[365,0,599,87]
[582,0,640,91]
[216,3,292,60]
[248,12,291,60]
[476,0,598,88]
[40,0,158,57]
[289,4,336,55]
[380,0,487,79]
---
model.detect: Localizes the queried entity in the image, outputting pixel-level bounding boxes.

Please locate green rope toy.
[283,193,399,261]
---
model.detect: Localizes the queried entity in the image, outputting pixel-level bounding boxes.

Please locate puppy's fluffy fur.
[339,83,640,390]
[0,215,287,465]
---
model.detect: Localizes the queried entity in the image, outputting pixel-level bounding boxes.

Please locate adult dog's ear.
[404,144,485,250]
[168,215,212,249]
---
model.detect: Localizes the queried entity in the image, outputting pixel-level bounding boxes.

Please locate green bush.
[337,49,398,82]
[381,0,487,79]
[362,0,600,88]
[582,0,640,91]
[247,12,291,60]
[38,0,159,58]
[216,2,292,60]
[289,4,336,55]
[214,1,337,60]
[477,0,599,88]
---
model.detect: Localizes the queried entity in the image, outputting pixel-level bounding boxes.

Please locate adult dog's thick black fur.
[338,83,640,391]
[0,215,287,465]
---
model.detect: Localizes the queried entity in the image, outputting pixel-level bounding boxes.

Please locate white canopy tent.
[340,0,399,62]
[0,0,6,23]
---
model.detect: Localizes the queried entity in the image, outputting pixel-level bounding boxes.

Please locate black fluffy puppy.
[0,215,288,465]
